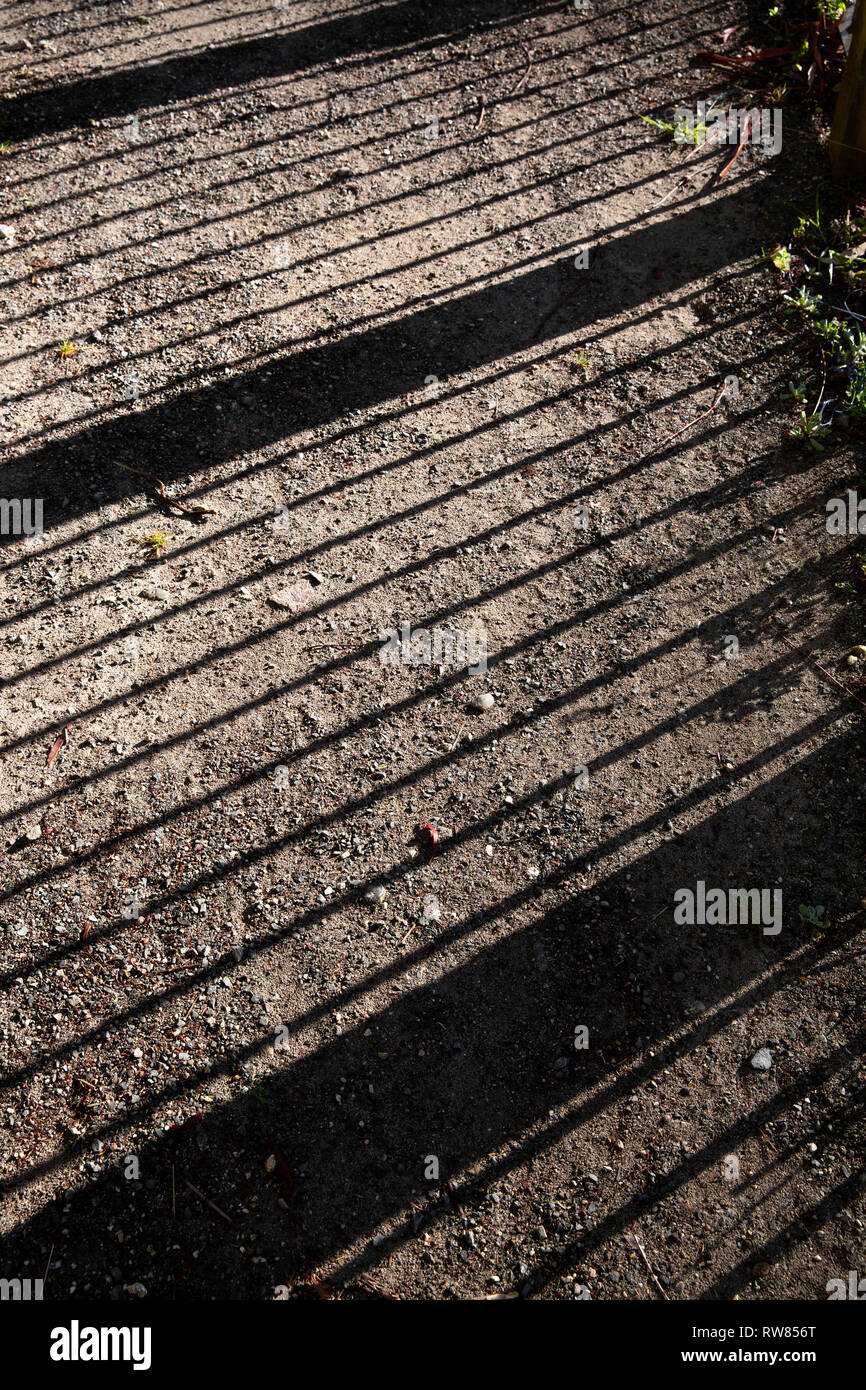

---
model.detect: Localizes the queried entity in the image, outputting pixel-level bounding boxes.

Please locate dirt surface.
[0,0,864,1302]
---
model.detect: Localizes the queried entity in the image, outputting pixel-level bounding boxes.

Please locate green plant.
[139,531,168,556]
[785,409,830,450]
[766,244,792,274]
[251,1084,271,1109]
[641,113,707,145]
[783,380,808,406]
[798,903,830,937]
[782,285,820,318]
[774,197,866,446]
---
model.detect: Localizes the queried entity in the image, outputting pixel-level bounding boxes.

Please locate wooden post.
[830,0,866,181]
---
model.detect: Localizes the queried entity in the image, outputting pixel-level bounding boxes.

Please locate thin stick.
[774,629,866,711]
[42,1242,55,1293]
[626,1233,668,1299]
[717,116,751,181]
[649,139,706,212]
[475,94,486,129]
[112,460,217,517]
[653,381,728,452]
[508,44,533,96]
[184,1177,234,1224]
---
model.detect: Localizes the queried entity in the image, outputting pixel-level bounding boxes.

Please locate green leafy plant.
[251,1084,271,1110]
[139,531,168,557]
[774,196,866,446]
[766,244,793,274]
[798,903,830,937]
[641,113,707,145]
[785,409,830,450]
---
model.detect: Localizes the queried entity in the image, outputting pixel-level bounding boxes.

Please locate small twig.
[653,381,728,452]
[42,1243,55,1294]
[649,139,706,212]
[357,1273,400,1300]
[717,116,751,181]
[812,343,828,419]
[626,1232,668,1299]
[507,44,533,96]
[475,94,486,129]
[184,1177,234,1224]
[112,460,218,518]
[774,629,866,712]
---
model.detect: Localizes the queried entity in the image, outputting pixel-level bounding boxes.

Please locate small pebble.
[751,1048,772,1072]
[470,693,495,712]
[139,584,170,602]
[364,885,387,904]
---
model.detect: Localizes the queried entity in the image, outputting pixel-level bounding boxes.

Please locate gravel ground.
[0,0,864,1301]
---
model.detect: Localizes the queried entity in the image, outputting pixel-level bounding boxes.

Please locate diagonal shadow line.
[9,0,708,221]
[0,628,831,1053]
[4,185,773,512]
[5,82,755,400]
[0,397,789,780]
[0,149,687,373]
[1,432,817,899]
[1,0,564,140]
[0,276,762,576]
[0,35,845,1289]
[15,0,537,91]
[22,0,439,45]
[5,761,861,1289]
[0,704,846,1194]
[7,2,597,186]
[1,338,771,686]
[0,116,731,390]
[661,1083,866,1280]
[15,0,686,83]
[699,1167,866,1300]
[6,238,757,461]
[16,6,357,77]
[5,6,726,297]
[418,1044,866,1303]
[7,14,599,226]
[0,106,677,347]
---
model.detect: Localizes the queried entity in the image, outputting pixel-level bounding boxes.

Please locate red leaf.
[417,821,440,859]
[169,1111,203,1132]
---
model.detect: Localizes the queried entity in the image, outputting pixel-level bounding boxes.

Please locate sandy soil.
[0,0,864,1301]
